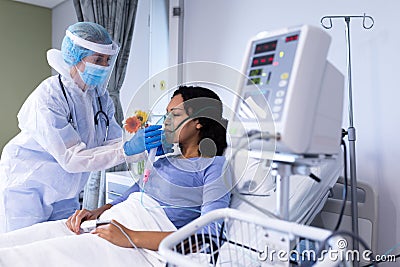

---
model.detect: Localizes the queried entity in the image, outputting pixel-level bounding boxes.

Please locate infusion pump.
[230,25,345,155]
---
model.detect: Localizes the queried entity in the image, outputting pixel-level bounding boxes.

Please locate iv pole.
[320,13,374,262]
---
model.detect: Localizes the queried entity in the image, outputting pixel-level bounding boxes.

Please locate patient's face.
[164,94,200,145]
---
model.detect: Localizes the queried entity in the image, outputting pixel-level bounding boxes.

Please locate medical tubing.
[143,148,157,184]
[168,106,220,135]
[230,187,279,219]
[110,221,155,267]
[382,241,400,257]
[136,117,204,214]
[334,140,348,231]
[125,126,162,184]
[138,163,224,234]
[229,133,279,219]
[191,232,262,255]
[308,173,321,183]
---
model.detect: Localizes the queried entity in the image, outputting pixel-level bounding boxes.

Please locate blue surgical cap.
[61,22,113,66]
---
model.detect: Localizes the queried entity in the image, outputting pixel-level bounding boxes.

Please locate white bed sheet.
[0,192,176,267]
[230,150,342,224]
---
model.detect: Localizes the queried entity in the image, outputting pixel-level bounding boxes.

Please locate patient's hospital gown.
[111,155,232,228]
[0,156,231,267]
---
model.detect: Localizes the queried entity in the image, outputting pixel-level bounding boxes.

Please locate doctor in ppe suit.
[0,22,167,233]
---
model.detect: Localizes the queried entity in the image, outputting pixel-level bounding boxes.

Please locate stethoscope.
[58,74,109,143]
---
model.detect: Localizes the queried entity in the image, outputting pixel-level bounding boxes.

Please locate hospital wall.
[0,0,51,152]
[181,0,400,261]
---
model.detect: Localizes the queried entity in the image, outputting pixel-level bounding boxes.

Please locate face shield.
[47,30,119,96]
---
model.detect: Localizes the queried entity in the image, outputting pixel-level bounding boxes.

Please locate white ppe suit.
[0,75,138,232]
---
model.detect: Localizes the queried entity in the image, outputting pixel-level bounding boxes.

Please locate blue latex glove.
[123,125,163,156]
[155,131,174,156]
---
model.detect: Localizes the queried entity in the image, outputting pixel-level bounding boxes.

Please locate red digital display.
[251,54,275,67]
[285,34,298,42]
[255,40,277,54]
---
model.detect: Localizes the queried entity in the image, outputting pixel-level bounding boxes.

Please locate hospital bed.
[103,147,344,266]
[158,153,345,266]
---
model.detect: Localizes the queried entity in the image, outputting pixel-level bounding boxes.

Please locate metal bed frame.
[159,208,350,267]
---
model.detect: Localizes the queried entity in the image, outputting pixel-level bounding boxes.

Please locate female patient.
[0,86,231,266]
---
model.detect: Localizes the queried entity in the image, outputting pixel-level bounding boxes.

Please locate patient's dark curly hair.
[173,86,228,157]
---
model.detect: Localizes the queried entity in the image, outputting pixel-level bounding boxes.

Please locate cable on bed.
[334,137,348,231]
[228,132,280,219]
[110,221,156,267]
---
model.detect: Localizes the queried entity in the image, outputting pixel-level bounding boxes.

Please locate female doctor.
[0,22,164,233]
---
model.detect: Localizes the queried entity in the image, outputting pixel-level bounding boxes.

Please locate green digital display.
[247,77,261,85]
[249,69,262,77]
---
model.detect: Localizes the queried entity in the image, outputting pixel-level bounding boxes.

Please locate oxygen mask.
[160,103,221,144]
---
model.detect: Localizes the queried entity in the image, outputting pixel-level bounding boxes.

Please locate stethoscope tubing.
[58,74,109,143]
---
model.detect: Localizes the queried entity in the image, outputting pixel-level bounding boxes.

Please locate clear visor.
[47,31,119,96]
[71,52,118,96]
[65,30,119,56]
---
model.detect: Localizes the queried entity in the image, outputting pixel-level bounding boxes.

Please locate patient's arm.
[66,183,140,234]
[66,203,113,234]
[93,219,173,251]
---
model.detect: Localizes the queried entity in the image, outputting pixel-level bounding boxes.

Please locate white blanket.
[0,192,176,267]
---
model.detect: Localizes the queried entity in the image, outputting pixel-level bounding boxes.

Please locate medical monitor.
[230,25,344,155]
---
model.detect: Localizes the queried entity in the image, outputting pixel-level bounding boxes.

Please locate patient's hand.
[66,204,112,234]
[93,220,173,250]
[92,220,134,248]
[66,209,98,234]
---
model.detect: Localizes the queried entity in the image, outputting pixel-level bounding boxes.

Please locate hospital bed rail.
[159,208,349,267]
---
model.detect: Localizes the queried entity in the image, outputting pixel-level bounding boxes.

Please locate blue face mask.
[78,62,110,87]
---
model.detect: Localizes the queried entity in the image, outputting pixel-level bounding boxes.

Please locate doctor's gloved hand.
[155,131,174,156]
[123,125,163,156]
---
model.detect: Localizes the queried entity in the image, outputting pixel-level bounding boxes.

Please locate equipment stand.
[321,14,374,265]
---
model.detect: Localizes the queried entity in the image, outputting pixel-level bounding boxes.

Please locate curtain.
[73,0,139,209]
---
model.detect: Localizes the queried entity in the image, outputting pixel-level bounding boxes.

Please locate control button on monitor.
[280,72,289,80]
[276,90,285,97]
[279,80,288,87]
[274,98,283,105]
[273,106,282,112]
